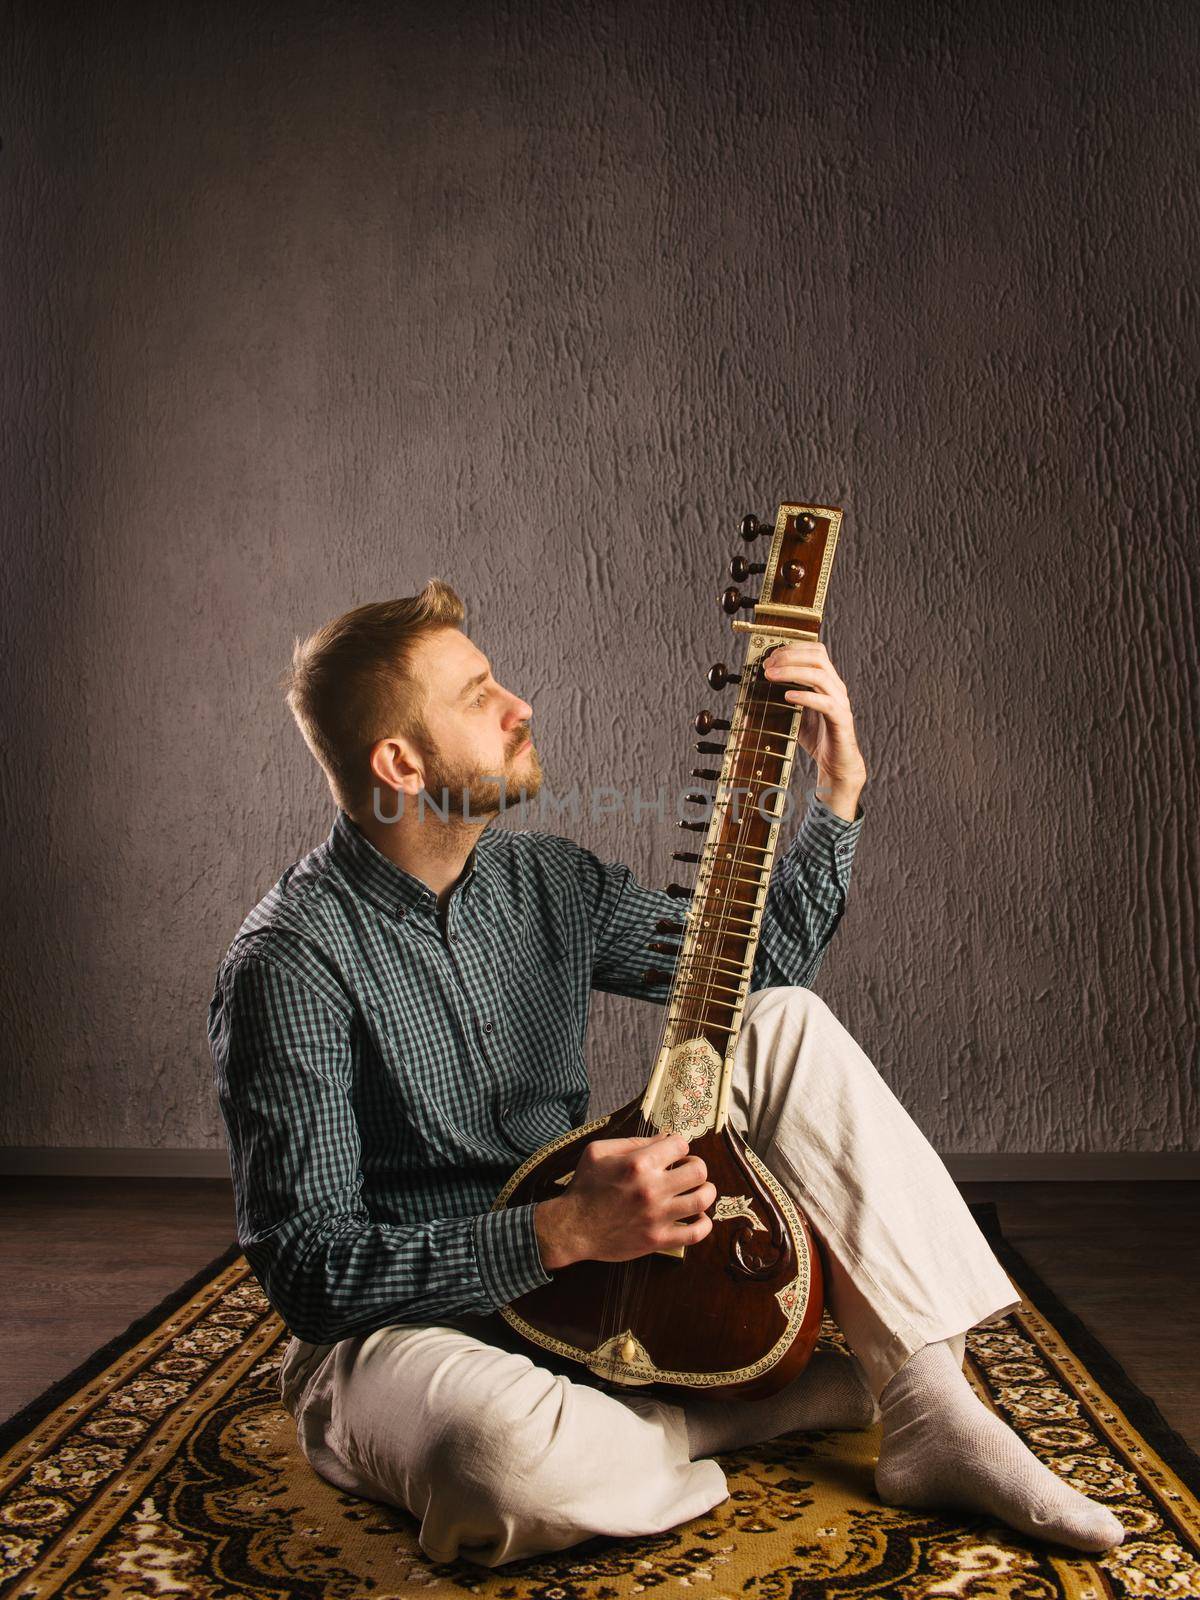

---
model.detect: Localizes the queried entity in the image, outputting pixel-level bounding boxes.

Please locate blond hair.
[284,579,465,813]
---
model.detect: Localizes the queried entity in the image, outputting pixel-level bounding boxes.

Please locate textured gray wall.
[2,0,1197,1156]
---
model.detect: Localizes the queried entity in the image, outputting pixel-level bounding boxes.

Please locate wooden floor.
[1,1177,1197,1452]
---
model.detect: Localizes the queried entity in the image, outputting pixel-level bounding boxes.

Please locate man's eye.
[472,691,487,707]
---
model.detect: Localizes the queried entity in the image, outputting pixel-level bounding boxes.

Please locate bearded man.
[208,580,1124,1566]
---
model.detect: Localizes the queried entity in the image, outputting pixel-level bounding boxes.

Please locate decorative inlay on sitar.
[492,503,845,1399]
[713,1194,768,1231]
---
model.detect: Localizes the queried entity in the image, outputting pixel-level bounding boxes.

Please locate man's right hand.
[533,1131,717,1270]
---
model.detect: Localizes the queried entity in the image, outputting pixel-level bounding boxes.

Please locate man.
[209,580,1125,1568]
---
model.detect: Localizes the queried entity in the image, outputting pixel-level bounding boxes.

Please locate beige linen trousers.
[277,983,1021,1567]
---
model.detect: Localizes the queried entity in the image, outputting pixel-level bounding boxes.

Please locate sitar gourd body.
[492,502,845,1401]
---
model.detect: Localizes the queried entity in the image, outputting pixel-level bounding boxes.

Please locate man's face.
[404,627,543,818]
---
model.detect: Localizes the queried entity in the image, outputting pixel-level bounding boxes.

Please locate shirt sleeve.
[208,945,553,1344]
[568,790,864,1001]
[749,792,865,992]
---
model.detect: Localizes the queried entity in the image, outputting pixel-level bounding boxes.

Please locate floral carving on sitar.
[647,1038,722,1140]
[714,1194,767,1231]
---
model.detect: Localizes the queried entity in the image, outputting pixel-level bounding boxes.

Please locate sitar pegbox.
[722,505,842,638]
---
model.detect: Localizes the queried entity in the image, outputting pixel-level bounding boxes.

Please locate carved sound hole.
[729,1211,786,1280]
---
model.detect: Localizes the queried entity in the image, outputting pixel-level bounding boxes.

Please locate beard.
[417,728,544,820]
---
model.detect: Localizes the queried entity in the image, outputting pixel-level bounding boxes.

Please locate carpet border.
[969,1199,1200,1498]
[0,1239,244,1453]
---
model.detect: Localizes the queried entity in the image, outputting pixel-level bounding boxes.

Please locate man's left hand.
[761,642,867,820]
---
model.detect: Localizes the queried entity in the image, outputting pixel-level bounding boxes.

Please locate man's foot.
[875,1338,1125,1553]
[684,1348,877,1459]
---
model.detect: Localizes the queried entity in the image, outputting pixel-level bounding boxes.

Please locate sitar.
[492,502,846,1400]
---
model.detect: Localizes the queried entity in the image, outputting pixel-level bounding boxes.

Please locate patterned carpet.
[2,1203,1198,1599]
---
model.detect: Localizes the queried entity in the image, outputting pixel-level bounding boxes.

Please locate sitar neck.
[640,502,845,1140]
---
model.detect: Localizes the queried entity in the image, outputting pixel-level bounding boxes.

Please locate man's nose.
[504,691,533,724]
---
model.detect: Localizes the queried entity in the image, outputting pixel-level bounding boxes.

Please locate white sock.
[875,1338,1125,1553]
[683,1348,878,1459]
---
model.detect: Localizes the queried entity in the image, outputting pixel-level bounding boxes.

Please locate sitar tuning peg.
[694,710,731,735]
[722,586,755,615]
[707,662,741,691]
[641,968,670,987]
[740,513,770,541]
[729,555,766,582]
[664,883,692,900]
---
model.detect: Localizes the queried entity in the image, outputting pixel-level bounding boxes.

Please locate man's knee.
[736,983,873,1105]
[744,983,830,1028]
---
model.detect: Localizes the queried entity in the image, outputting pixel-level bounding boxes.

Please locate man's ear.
[368,735,425,798]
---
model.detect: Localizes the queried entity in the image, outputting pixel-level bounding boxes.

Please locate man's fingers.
[762,644,844,692]
[656,1205,716,1247]
[664,1180,717,1221]
[592,1132,689,1166]
[763,644,828,671]
[597,1136,651,1155]
[777,663,838,692]
[785,689,837,709]
[664,1153,707,1192]
[600,1132,686,1153]
[632,1132,689,1161]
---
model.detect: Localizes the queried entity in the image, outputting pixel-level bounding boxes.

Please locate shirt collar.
[328,810,495,920]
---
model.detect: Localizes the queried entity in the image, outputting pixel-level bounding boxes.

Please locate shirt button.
[482,1021,493,1034]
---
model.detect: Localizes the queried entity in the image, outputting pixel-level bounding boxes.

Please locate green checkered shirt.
[208,793,864,1345]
